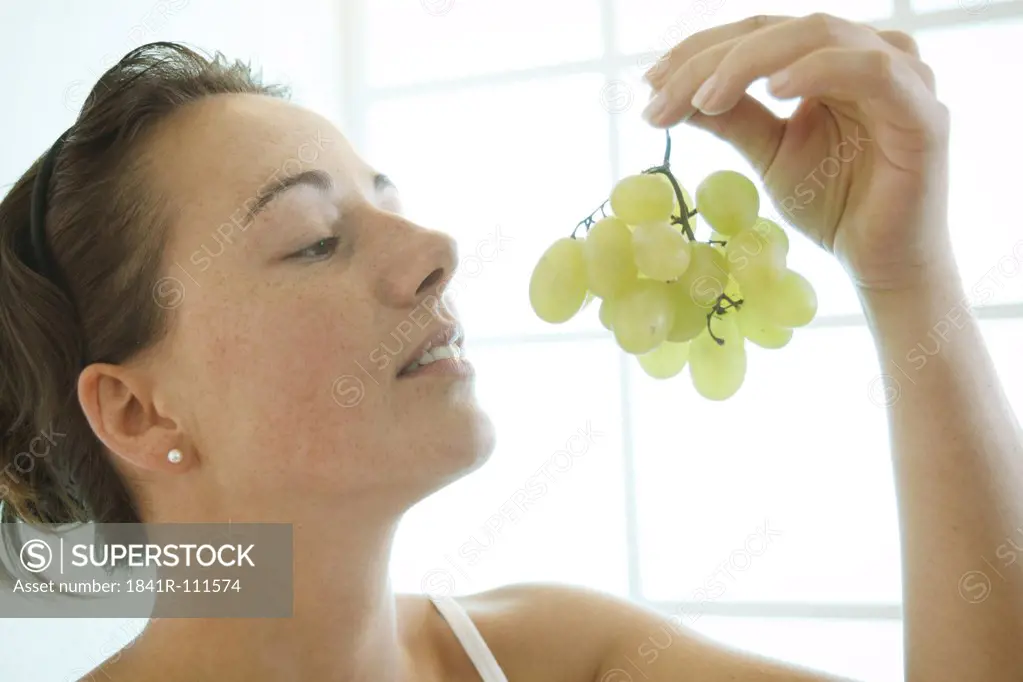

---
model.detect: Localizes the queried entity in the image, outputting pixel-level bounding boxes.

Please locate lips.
[396,324,465,377]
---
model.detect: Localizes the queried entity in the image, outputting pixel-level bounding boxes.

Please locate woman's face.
[137,93,495,518]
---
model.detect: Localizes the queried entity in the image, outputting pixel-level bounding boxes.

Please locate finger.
[767,48,946,142]
[877,29,936,92]
[644,18,876,124]
[642,37,741,124]
[684,95,786,176]
[643,14,788,89]
[877,29,919,57]
[646,17,929,95]
[654,14,883,122]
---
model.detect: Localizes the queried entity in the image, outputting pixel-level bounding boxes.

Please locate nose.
[372,215,458,308]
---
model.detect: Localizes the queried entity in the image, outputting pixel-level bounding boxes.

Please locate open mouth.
[397,325,466,377]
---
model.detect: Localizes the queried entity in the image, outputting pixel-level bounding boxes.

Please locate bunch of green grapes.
[528,131,817,401]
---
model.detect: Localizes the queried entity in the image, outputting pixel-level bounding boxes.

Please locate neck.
[140,505,417,682]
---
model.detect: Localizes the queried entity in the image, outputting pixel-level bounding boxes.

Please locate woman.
[1,12,1020,682]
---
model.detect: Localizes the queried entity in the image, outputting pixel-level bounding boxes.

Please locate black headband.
[26,128,73,283]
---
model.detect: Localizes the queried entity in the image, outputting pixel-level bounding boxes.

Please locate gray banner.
[0,523,292,618]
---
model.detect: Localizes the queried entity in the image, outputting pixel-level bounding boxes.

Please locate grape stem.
[716,294,743,312]
[646,167,696,241]
[705,294,744,345]
[641,130,696,241]
[571,198,612,238]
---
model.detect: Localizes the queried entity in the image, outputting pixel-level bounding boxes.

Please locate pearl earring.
[167,448,183,464]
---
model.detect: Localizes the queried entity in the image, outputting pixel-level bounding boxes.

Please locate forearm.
[860,266,1023,680]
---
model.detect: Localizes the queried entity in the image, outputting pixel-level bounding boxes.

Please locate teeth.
[419,344,460,365]
[403,343,462,375]
[429,345,459,361]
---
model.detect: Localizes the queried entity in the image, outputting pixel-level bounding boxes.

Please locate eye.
[289,236,340,261]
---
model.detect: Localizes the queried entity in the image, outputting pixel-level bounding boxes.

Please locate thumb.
[682,94,785,177]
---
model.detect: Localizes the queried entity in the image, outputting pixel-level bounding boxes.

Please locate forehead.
[144,93,369,217]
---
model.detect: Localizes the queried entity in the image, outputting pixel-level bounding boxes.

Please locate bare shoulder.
[456,581,643,638]
[452,583,847,682]
[450,580,662,682]
[448,582,624,682]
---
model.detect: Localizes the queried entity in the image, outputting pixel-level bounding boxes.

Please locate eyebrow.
[246,169,334,223]
[245,170,398,223]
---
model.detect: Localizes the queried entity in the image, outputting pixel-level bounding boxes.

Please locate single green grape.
[736,304,793,349]
[528,237,588,324]
[610,279,675,354]
[764,269,818,328]
[695,170,759,236]
[638,341,690,379]
[584,216,638,298]
[689,316,747,400]
[725,223,786,288]
[673,242,729,308]
[632,222,692,281]
[610,173,675,226]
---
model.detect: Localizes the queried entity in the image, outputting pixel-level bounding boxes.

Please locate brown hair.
[0,42,287,563]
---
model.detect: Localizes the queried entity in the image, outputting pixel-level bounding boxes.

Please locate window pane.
[615,69,862,316]
[365,0,603,88]
[681,615,903,682]
[917,19,1023,306]
[632,325,903,603]
[633,315,1023,605]
[614,0,892,56]
[391,338,630,596]
[1,0,346,186]
[364,75,612,340]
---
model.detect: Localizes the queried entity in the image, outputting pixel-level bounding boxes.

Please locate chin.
[411,401,497,489]
[463,407,498,470]
[447,401,497,472]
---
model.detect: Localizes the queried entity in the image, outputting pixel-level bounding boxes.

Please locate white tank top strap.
[429,594,510,682]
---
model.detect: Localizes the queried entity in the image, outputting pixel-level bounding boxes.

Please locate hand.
[643,14,955,293]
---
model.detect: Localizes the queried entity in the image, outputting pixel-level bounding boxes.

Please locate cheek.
[176,283,385,450]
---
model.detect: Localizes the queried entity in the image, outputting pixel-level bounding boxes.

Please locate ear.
[77,362,191,474]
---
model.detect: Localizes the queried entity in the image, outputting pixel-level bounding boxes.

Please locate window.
[353,1,1023,680]
[7,2,1018,680]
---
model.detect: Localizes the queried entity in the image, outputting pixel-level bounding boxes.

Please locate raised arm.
[860,265,1023,679]
[580,11,1023,682]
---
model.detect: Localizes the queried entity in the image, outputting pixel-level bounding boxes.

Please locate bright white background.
[3,0,1023,680]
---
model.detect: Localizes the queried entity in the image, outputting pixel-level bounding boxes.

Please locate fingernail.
[691,74,721,113]
[768,69,791,96]
[642,90,669,124]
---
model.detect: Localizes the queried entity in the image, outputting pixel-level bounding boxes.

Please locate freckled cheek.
[192,308,382,461]
[178,272,384,438]
[237,316,357,381]
[213,296,373,397]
